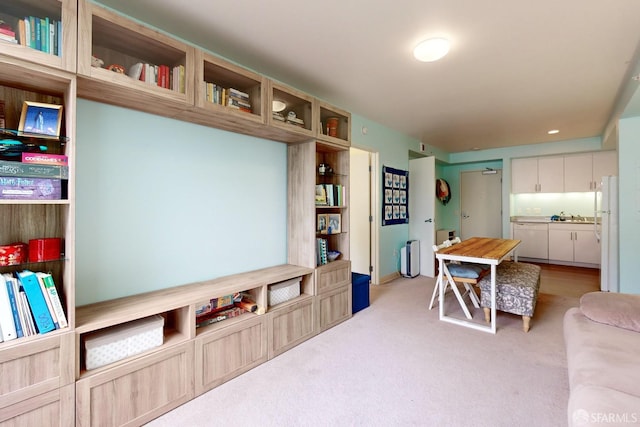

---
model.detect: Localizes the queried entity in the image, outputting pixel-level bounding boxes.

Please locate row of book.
[204,84,252,113]
[0,270,68,343]
[315,183,345,206]
[0,16,62,57]
[127,62,186,94]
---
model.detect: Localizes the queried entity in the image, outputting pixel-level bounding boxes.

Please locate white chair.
[429,237,483,319]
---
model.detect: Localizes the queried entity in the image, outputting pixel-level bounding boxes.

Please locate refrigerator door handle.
[594,187,601,243]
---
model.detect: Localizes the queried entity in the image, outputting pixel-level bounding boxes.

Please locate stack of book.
[204,84,252,113]
[0,153,68,200]
[3,16,64,56]
[285,115,305,128]
[127,63,186,93]
[0,270,68,343]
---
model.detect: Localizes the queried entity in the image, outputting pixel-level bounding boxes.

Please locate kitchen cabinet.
[548,223,600,266]
[512,156,564,193]
[511,222,549,259]
[564,151,617,192]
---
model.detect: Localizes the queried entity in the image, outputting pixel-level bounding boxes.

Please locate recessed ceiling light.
[413,38,450,62]
[548,129,560,134]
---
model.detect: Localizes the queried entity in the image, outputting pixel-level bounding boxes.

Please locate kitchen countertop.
[511,216,597,224]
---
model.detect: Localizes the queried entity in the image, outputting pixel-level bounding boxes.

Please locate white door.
[460,170,502,240]
[350,148,371,275]
[409,156,435,277]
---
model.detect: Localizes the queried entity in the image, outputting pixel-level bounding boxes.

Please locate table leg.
[491,264,497,334]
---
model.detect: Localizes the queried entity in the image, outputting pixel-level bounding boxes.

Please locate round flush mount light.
[548,129,560,135]
[413,37,450,62]
[272,100,286,112]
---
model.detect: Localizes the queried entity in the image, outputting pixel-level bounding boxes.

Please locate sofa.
[563,292,640,426]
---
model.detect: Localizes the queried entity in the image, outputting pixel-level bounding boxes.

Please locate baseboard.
[378,271,401,284]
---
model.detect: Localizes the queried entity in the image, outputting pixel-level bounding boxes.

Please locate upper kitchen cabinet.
[76,1,194,117]
[0,0,77,73]
[512,156,564,193]
[564,151,617,192]
[315,101,351,147]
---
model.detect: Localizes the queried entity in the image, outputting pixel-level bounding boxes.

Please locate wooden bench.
[477,261,541,332]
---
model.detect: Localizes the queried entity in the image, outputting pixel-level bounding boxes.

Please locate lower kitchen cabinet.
[195,315,267,394]
[75,342,194,427]
[548,223,600,265]
[511,222,549,259]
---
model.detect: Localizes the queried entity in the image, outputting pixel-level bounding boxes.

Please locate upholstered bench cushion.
[478,262,541,317]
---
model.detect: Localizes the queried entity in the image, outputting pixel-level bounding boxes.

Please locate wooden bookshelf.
[0,0,77,73]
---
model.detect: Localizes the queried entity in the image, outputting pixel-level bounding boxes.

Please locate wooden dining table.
[435,237,521,333]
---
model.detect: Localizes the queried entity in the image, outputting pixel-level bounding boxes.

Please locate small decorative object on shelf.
[328,213,341,234]
[327,250,341,262]
[18,101,63,139]
[107,64,125,73]
[91,55,104,68]
[28,238,62,262]
[0,242,28,266]
[326,117,339,137]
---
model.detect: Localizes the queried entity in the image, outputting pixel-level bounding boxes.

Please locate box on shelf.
[268,276,301,306]
[0,176,62,200]
[352,273,370,314]
[84,314,164,370]
[0,242,28,266]
[28,237,62,262]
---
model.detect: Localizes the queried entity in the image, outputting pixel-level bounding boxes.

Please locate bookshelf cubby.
[76,1,194,118]
[268,81,315,139]
[0,0,77,72]
[316,100,351,147]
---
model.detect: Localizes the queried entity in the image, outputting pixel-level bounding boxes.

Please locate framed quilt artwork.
[382,165,409,226]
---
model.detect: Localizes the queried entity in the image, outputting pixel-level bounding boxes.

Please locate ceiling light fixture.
[548,129,560,135]
[413,37,450,62]
[272,100,286,112]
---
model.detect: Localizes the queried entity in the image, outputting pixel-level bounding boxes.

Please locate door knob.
[425,218,433,222]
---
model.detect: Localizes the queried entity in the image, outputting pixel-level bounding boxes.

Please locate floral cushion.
[478,262,541,317]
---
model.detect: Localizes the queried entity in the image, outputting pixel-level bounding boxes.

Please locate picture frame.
[317,214,328,233]
[18,101,63,138]
[327,213,341,234]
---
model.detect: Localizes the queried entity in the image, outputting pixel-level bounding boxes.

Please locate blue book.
[16,270,55,334]
[5,277,23,338]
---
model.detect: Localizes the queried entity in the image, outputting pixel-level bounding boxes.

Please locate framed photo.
[317,214,328,233]
[327,213,341,234]
[18,101,63,138]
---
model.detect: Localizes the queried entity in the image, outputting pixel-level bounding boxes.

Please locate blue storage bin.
[351,273,370,314]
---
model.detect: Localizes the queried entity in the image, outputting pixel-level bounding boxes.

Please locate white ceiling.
[96,0,640,153]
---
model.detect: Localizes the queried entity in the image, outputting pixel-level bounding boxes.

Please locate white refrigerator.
[595,176,618,292]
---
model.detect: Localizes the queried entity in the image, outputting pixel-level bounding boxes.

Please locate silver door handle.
[425,218,433,222]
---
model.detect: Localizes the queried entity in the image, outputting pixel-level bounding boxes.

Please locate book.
[36,272,67,329]
[3,273,27,336]
[4,274,23,338]
[128,62,144,80]
[18,290,36,336]
[35,272,58,329]
[317,238,328,266]
[196,306,244,328]
[16,270,55,334]
[0,160,69,179]
[0,274,18,341]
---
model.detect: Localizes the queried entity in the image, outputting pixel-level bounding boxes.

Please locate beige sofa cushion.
[580,292,640,333]
[563,307,640,400]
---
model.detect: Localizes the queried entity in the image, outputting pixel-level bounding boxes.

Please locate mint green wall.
[76,100,287,305]
[618,116,640,294]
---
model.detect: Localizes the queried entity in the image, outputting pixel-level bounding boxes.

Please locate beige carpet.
[147,275,578,427]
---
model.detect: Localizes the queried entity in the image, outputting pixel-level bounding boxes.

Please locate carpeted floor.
[147,275,579,427]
